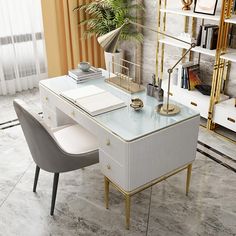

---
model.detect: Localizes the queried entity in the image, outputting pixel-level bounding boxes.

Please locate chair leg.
[50,173,59,216]
[33,165,40,192]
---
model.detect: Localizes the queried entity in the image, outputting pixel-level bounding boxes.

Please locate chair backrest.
[13,99,98,173]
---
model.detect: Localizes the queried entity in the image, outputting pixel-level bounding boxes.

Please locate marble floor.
[0,89,236,236]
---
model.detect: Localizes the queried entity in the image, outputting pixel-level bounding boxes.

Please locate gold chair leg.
[104,176,110,209]
[186,164,192,196]
[125,195,131,230]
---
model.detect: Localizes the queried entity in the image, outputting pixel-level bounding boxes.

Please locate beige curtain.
[41,0,105,77]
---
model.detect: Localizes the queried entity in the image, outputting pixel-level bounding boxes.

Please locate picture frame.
[194,0,218,15]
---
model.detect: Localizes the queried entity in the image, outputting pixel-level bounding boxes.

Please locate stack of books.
[68,67,103,83]
[196,24,219,50]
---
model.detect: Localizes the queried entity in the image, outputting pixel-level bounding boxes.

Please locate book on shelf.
[197,24,219,50]
[68,67,103,83]
[178,62,202,91]
[60,85,126,116]
[186,64,202,90]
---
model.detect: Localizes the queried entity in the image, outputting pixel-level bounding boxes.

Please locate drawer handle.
[45,97,49,101]
[106,139,110,146]
[191,101,197,107]
[48,116,51,120]
[227,117,235,123]
[107,164,111,170]
[168,92,173,96]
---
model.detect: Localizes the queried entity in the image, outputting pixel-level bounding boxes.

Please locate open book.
[61,85,126,116]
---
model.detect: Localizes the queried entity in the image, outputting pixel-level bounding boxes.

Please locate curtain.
[0,0,47,95]
[41,0,105,78]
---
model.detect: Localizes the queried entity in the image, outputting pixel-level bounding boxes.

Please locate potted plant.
[74,0,145,71]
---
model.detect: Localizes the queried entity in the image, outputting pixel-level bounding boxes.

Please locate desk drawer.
[99,150,127,189]
[40,86,57,110]
[42,106,57,128]
[98,131,127,166]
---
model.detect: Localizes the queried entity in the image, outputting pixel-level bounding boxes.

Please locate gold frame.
[104,163,192,230]
[157,0,235,142]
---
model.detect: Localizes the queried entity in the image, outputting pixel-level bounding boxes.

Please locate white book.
[60,85,126,116]
[61,85,104,103]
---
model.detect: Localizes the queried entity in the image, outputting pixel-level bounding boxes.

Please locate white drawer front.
[99,150,127,190]
[40,86,57,110]
[42,106,57,128]
[98,131,127,165]
[213,107,236,132]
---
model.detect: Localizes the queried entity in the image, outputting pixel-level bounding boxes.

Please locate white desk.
[39,70,200,229]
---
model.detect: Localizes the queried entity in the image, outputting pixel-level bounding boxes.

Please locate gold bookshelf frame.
[157,0,236,142]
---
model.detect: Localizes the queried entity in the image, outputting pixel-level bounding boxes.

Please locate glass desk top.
[40,70,199,142]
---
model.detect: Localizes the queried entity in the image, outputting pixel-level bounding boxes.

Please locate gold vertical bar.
[125,195,131,230]
[155,0,162,80]
[182,16,190,63]
[160,0,167,80]
[207,0,231,129]
[104,176,110,209]
[189,17,197,61]
[186,164,192,196]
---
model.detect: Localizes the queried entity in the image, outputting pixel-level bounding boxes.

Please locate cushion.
[53,124,98,155]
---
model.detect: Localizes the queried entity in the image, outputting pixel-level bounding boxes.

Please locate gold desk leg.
[104,176,110,209]
[186,164,192,196]
[125,195,131,230]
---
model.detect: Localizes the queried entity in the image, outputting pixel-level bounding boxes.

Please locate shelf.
[220,49,236,62]
[160,8,221,22]
[225,16,236,24]
[159,38,216,57]
[162,80,229,119]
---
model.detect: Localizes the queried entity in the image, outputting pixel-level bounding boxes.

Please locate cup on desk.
[79,62,91,72]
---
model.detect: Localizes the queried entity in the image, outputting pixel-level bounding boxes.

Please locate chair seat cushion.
[53,124,98,155]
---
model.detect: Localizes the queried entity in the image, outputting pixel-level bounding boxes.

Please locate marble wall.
[141,0,236,97]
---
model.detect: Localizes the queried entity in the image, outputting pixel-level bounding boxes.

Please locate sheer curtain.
[0,0,47,95]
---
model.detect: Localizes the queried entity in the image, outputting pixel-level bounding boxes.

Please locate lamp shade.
[97,26,123,53]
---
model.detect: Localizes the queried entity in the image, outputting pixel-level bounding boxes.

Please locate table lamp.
[97,19,196,116]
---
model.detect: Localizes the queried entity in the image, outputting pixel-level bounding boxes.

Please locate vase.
[104,49,124,73]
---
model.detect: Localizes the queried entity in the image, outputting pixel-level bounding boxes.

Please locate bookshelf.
[160,8,221,21]
[159,38,216,57]
[157,0,236,140]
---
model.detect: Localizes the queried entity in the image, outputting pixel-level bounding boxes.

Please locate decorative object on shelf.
[181,0,193,11]
[73,0,145,71]
[78,62,90,72]
[130,98,144,111]
[195,84,211,96]
[194,0,218,15]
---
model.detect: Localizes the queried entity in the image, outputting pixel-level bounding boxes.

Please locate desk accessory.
[79,62,91,72]
[106,58,144,94]
[130,98,143,111]
[97,18,196,116]
[147,74,158,97]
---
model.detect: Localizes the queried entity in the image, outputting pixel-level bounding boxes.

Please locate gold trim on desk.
[104,163,193,230]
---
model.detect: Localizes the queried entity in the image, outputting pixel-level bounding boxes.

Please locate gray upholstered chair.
[13,99,99,215]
